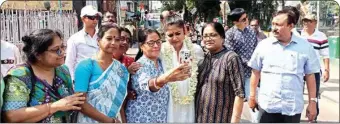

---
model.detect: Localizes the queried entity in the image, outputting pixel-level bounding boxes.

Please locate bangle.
[46,103,51,116]
[154,77,161,90]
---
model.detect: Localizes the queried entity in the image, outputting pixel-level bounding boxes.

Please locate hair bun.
[21,35,31,44]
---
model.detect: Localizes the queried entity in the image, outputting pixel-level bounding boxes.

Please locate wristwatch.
[310,98,318,103]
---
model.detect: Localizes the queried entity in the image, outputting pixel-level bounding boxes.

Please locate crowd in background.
[1,4,331,123]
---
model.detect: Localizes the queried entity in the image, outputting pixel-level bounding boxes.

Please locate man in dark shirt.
[224,8,259,123]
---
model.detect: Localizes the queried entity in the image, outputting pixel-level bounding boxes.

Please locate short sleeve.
[227,53,245,98]
[2,76,30,111]
[319,33,330,58]
[74,59,93,92]
[304,44,321,74]
[247,42,263,71]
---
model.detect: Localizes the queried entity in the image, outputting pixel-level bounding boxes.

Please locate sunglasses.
[85,16,99,20]
[47,44,66,56]
[145,39,162,47]
[167,32,181,38]
[239,15,248,22]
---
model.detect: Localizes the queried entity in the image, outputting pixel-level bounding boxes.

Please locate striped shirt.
[195,47,245,123]
[300,30,329,70]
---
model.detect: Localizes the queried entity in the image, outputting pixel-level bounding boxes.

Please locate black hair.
[275,8,296,25]
[120,27,132,37]
[164,14,185,31]
[104,11,117,17]
[228,8,246,22]
[201,22,226,39]
[97,24,121,39]
[135,28,161,61]
[283,6,300,24]
[22,29,63,64]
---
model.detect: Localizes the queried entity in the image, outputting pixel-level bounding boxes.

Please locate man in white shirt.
[300,14,330,122]
[1,40,22,76]
[65,5,102,79]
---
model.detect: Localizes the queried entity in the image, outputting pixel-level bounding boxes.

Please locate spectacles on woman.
[47,44,66,56]
[145,39,162,47]
[203,33,219,40]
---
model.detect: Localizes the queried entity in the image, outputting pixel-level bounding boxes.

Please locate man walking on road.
[225,8,259,123]
[65,5,102,79]
[248,9,320,123]
[300,13,330,122]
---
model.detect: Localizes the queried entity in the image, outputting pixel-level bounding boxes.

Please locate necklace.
[162,37,198,104]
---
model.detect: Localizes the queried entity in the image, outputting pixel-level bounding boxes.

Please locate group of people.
[0,4,330,123]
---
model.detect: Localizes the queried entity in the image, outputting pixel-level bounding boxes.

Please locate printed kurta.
[195,48,245,123]
[125,55,170,123]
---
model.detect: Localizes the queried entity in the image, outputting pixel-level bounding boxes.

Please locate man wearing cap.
[300,13,330,122]
[65,5,102,79]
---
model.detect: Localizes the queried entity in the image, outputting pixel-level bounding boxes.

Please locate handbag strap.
[27,65,36,107]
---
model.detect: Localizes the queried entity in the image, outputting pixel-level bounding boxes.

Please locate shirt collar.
[80,28,98,37]
[271,32,299,44]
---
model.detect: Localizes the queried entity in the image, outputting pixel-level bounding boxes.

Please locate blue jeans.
[245,78,262,123]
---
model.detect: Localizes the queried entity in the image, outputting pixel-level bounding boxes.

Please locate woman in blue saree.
[74,25,129,123]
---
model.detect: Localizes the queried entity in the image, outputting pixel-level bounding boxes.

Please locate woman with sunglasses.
[161,15,204,123]
[125,29,191,123]
[2,29,85,123]
[196,22,245,123]
[74,25,129,123]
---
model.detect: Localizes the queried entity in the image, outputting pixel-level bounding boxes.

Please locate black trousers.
[260,111,301,123]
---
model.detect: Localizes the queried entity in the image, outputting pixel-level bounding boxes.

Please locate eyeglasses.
[239,15,248,22]
[167,32,181,38]
[144,39,162,47]
[120,36,131,43]
[302,19,313,23]
[250,24,259,27]
[47,44,66,56]
[203,33,219,40]
[85,15,99,20]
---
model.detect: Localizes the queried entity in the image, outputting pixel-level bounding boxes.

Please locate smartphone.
[180,50,191,64]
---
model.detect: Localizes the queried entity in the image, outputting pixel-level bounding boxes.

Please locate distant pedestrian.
[250,19,267,42]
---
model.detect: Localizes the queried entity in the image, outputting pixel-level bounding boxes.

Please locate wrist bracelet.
[46,103,51,116]
[154,77,161,90]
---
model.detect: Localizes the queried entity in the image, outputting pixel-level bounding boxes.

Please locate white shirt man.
[1,40,22,76]
[65,5,102,79]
